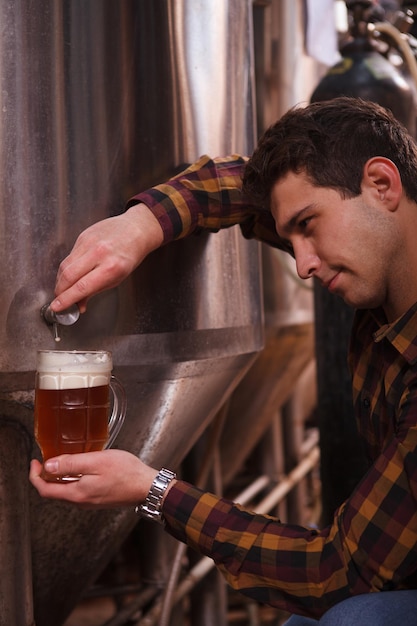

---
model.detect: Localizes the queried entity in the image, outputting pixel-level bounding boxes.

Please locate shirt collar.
[372,302,417,364]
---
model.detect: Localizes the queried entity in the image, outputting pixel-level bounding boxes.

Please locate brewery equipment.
[0,1,318,624]
[41,303,80,342]
[311,0,417,132]
[0,2,262,624]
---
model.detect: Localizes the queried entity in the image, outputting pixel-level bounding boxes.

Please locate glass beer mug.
[34,350,126,482]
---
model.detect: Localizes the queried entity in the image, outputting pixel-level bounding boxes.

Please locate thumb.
[43,453,94,477]
[43,455,66,475]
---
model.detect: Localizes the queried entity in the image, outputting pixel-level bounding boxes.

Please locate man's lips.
[321,273,340,293]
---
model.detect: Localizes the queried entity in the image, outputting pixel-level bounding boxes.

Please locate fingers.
[29,459,44,481]
[50,205,164,313]
[29,451,158,508]
[30,454,103,504]
[51,226,134,312]
[51,265,106,313]
[29,458,88,505]
[42,452,101,478]
[51,243,109,312]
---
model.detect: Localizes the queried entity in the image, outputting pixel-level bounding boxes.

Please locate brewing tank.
[0,2,262,624]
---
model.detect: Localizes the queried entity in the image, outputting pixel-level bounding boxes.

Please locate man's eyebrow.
[280,205,314,235]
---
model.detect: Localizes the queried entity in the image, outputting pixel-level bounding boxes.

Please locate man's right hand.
[50,203,164,313]
[29,450,162,509]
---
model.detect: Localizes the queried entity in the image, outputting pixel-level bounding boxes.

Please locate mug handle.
[106,375,127,448]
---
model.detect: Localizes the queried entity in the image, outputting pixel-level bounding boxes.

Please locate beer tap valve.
[41,303,80,342]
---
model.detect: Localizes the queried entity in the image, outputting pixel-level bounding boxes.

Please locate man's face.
[270,171,394,312]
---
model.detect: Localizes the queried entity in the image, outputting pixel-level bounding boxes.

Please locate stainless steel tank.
[219,0,316,488]
[0,2,262,625]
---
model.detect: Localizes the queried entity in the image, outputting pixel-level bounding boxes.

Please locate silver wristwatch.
[135,468,176,524]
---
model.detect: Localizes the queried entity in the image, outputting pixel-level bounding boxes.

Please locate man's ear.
[362,157,402,210]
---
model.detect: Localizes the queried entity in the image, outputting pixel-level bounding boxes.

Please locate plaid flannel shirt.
[131,154,284,250]
[133,156,417,618]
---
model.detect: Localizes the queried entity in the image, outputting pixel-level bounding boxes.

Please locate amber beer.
[34,350,125,482]
[35,384,110,458]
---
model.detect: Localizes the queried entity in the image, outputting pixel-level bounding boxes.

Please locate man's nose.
[294,243,320,280]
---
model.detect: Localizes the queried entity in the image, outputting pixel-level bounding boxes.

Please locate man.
[30,97,417,624]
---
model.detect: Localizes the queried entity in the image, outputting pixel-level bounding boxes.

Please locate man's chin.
[341,294,382,310]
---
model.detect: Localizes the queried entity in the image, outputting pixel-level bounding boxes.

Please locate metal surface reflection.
[0,1,262,624]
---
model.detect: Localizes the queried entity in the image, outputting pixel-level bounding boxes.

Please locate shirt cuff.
[126,189,181,244]
[162,480,234,555]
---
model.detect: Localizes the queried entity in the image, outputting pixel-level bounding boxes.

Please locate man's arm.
[129,154,279,244]
[29,414,417,619]
[51,154,282,313]
[160,417,417,617]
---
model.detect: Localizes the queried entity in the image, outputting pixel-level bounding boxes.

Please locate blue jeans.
[282,590,417,625]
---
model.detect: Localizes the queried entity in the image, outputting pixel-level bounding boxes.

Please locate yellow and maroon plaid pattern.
[135,154,417,617]
[162,306,417,618]
[130,154,286,250]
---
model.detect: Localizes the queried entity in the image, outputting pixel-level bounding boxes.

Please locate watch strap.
[135,468,176,524]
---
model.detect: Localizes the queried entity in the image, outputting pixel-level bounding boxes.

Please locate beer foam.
[37,350,112,389]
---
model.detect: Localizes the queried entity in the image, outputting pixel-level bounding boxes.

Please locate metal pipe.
[233,475,271,504]
[0,419,35,626]
[370,21,417,88]
[101,586,158,626]
[253,444,320,514]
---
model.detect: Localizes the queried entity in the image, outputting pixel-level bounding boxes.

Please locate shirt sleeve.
[127,154,289,251]
[162,407,417,620]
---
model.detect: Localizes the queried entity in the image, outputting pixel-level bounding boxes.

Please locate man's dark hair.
[242,96,417,208]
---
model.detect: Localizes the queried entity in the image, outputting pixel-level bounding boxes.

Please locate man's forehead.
[270,172,311,215]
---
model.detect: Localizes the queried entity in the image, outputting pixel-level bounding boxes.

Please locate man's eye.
[298,217,311,229]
